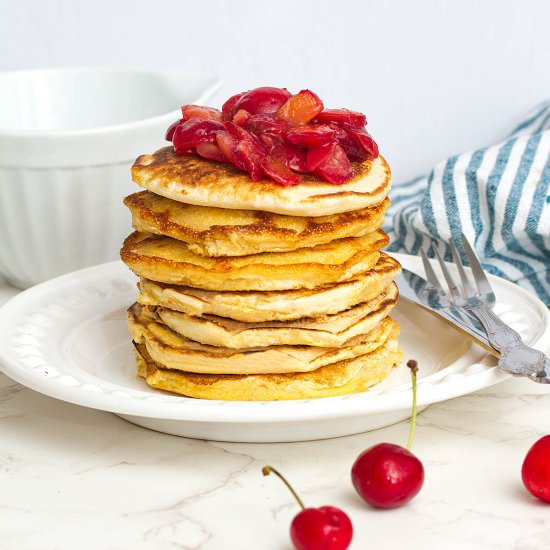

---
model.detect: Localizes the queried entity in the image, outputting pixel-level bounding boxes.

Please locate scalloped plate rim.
[0,254,547,424]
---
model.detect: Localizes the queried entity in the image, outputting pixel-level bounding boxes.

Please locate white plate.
[0,254,548,442]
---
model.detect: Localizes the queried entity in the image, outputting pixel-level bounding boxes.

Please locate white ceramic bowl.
[0,67,220,288]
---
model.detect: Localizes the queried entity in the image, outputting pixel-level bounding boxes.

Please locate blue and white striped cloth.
[386,101,550,305]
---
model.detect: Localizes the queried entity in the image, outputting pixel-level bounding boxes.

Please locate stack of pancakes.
[120,147,403,400]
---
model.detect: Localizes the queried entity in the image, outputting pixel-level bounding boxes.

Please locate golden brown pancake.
[156,283,398,348]
[124,191,390,257]
[134,326,402,400]
[131,147,391,217]
[121,230,388,291]
[128,302,398,375]
[137,253,401,322]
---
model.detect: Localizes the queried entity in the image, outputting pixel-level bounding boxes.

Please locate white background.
[1,0,550,182]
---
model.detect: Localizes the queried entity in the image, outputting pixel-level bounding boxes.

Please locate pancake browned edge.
[131,147,391,217]
[155,283,398,348]
[134,324,402,401]
[120,230,389,291]
[124,190,390,257]
[136,252,401,322]
[128,302,398,375]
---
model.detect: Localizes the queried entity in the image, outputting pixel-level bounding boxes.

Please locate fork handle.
[468,304,550,383]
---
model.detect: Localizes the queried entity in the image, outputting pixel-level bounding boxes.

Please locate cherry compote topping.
[166,87,378,186]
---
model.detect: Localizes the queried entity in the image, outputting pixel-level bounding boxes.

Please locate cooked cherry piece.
[345,125,379,160]
[315,108,367,128]
[165,119,182,141]
[172,119,225,154]
[277,89,324,126]
[233,87,291,116]
[196,141,225,162]
[246,113,288,135]
[270,142,308,173]
[261,156,300,186]
[263,466,353,550]
[286,125,336,147]
[522,435,550,503]
[182,105,222,122]
[307,142,353,184]
[232,109,252,127]
[222,93,244,121]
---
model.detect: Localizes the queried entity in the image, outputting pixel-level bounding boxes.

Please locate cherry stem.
[262,465,306,510]
[406,359,419,451]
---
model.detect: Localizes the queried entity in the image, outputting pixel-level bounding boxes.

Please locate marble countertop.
[1,281,549,550]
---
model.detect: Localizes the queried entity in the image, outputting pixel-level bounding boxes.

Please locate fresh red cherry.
[291,507,353,550]
[263,466,353,550]
[522,435,550,503]
[351,442,424,509]
[351,360,425,508]
[233,87,291,116]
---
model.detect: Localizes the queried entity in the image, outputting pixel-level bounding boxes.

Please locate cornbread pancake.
[137,253,401,322]
[157,283,398,348]
[128,302,398,375]
[134,327,402,400]
[132,147,392,217]
[121,230,388,291]
[124,191,390,257]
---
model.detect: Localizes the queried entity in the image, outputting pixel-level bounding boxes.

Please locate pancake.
[137,252,401,322]
[134,326,402,400]
[156,283,398,348]
[121,230,388,291]
[132,147,391,217]
[128,302,398,375]
[124,191,390,257]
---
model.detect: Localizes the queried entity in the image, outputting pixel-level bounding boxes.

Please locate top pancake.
[132,147,392,217]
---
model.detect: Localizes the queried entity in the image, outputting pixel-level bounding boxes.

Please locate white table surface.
[1,279,549,550]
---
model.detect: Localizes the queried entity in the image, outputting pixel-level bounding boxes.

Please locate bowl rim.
[0,66,221,137]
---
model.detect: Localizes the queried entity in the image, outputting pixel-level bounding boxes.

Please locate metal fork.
[420,234,550,383]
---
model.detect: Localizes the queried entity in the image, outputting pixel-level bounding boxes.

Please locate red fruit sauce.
[165,86,378,186]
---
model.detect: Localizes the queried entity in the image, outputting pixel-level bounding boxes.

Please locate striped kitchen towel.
[386,101,550,305]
